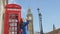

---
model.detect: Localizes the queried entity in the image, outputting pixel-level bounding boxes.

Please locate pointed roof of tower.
[27,8,32,14]
[53,24,56,31]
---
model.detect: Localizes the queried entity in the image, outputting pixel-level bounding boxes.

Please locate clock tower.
[27,8,34,34]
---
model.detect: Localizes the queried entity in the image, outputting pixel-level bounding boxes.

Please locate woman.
[20,18,29,34]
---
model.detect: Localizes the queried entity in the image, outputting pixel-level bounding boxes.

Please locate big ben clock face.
[28,16,32,20]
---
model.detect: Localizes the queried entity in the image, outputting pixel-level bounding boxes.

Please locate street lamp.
[37,8,43,34]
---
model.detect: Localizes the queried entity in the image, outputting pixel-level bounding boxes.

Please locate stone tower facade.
[27,8,34,34]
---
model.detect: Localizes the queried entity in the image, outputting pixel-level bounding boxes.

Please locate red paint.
[4,4,22,34]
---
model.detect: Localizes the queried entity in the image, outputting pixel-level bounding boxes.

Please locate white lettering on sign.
[7,8,20,11]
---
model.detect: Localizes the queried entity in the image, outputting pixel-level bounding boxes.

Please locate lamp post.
[37,8,43,34]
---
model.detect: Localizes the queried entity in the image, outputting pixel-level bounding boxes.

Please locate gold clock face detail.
[28,16,32,20]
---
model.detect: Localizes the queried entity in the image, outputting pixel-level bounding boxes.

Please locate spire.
[53,24,56,31]
[37,8,43,34]
[27,0,31,15]
[27,8,32,14]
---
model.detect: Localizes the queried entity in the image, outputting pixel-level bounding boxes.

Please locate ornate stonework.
[27,8,34,34]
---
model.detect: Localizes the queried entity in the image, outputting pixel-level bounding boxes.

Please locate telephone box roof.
[5,4,21,9]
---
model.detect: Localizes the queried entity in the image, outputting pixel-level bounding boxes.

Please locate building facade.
[0,0,8,34]
[46,28,60,34]
[27,8,34,34]
[0,0,4,34]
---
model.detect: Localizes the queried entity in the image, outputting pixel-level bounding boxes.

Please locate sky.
[9,0,60,33]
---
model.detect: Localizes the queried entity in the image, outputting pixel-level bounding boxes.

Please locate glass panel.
[15,19,18,22]
[9,23,17,26]
[9,32,11,34]
[9,19,18,23]
[11,19,15,23]
[14,32,17,34]
[12,27,14,31]
[9,14,16,17]
[15,27,17,31]
[9,23,14,26]
[9,19,14,23]
[9,27,11,31]
[9,19,11,22]
[14,23,17,26]
[12,32,14,34]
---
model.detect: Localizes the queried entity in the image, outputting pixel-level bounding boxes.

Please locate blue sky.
[9,0,60,33]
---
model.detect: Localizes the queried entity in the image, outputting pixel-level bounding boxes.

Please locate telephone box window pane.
[9,14,18,19]
[14,32,17,34]
[9,14,16,18]
[12,32,14,34]
[9,19,18,23]
[15,19,18,22]
[9,32,11,34]
[9,23,14,26]
[12,27,14,31]
[9,19,11,22]
[14,23,17,26]
[9,23,17,26]
[9,19,14,22]
[15,27,17,31]
[9,27,11,31]
[11,19,15,23]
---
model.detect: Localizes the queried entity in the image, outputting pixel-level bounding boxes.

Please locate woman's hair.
[20,18,23,28]
[20,18,23,23]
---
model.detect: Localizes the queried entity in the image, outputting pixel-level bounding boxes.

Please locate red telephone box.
[4,4,22,34]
